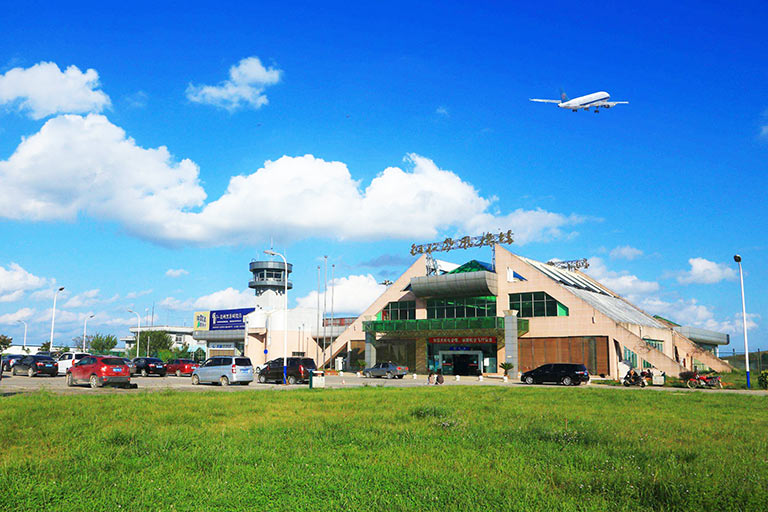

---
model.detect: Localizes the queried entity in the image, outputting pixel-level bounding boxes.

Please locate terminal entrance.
[439,351,483,376]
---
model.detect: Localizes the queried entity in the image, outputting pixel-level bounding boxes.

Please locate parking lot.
[0,372,527,394]
[1,372,762,395]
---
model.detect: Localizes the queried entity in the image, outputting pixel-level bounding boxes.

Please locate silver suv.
[191,356,254,386]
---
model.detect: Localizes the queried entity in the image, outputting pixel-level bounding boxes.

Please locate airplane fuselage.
[558,91,610,109]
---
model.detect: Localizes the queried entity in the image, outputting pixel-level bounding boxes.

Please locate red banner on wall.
[429,336,496,344]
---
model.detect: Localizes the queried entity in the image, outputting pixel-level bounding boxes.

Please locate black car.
[132,357,167,377]
[258,357,317,384]
[2,354,24,372]
[521,363,590,386]
[12,355,59,377]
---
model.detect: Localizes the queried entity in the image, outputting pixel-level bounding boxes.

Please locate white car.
[57,352,91,375]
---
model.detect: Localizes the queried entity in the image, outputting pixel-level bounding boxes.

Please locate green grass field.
[1,387,766,511]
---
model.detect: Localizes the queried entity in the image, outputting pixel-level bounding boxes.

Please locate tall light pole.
[265,249,288,385]
[128,309,141,358]
[323,256,328,369]
[734,255,751,388]
[329,263,335,370]
[17,320,27,350]
[49,286,65,353]
[82,314,95,352]
[316,265,321,366]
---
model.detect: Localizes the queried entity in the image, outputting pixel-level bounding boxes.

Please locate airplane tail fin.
[560,88,568,102]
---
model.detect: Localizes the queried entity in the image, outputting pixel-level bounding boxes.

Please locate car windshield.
[300,358,317,369]
[101,358,125,365]
[235,358,251,366]
[34,356,55,361]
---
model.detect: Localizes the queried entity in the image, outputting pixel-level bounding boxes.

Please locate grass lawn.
[0,387,766,511]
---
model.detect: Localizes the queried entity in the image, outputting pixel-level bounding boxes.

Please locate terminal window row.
[509,292,569,318]
[427,296,496,319]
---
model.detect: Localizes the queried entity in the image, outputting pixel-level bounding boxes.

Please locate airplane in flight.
[530,90,628,112]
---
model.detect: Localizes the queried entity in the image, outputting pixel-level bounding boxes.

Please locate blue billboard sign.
[209,308,255,331]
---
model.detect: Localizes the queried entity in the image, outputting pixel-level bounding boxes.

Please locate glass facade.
[509,292,568,318]
[426,296,496,319]
[644,338,664,352]
[427,342,497,375]
[381,301,416,321]
[623,347,638,368]
[375,340,417,370]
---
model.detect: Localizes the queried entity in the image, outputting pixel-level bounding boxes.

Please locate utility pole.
[329,263,335,370]
[322,256,328,370]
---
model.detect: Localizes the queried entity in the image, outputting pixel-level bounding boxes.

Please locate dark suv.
[132,357,167,377]
[521,363,590,386]
[258,357,317,384]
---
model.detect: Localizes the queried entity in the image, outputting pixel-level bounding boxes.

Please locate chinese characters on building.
[410,230,514,256]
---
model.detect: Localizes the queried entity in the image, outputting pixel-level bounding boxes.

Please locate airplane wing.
[529,99,561,103]
[590,101,629,108]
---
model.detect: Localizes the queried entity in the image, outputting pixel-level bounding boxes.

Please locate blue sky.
[1,1,766,351]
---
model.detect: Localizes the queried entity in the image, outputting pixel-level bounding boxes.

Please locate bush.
[758,370,768,390]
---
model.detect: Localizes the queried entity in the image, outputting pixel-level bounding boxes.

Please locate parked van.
[191,356,254,386]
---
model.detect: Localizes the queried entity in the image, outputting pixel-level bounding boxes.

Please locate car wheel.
[561,376,573,386]
[176,370,181,377]
[28,367,35,378]
[364,371,371,378]
[89,375,101,389]
[141,369,148,377]
[716,381,723,389]
[258,373,267,383]
[686,379,697,389]
[66,373,74,387]
[191,374,200,385]
[386,371,393,379]
[524,376,534,385]
[287,375,297,385]
[12,367,18,376]
[220,376,229,386]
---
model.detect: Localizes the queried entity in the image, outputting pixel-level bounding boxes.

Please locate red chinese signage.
[429,336,496,344]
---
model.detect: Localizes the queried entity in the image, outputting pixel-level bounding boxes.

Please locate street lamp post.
[264,249,288,385]
[82,314,95,352]
[49,287,65,353]
[734,255,751,388]
[128,309,141,358]
[17,320,27,350]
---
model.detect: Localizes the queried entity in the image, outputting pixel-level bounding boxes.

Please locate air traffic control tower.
[248,259,293,297]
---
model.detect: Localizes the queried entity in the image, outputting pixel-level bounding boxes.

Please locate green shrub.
[758,370,768,390]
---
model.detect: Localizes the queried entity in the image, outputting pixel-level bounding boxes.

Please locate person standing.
[436,369,444,385]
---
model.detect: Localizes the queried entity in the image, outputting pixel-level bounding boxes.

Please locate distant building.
[123,325,205,355]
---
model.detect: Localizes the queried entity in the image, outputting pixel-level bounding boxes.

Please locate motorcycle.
[686,373,723,389]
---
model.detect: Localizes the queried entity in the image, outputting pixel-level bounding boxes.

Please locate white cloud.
[0,62,110,119]
[296,274,386,315]
[126,289,153,299]
[186,56,281,111]
[0,307,35,324]
[165,268,189,278]
[585,257,659,297]
[676,258,737,285]
[436,106,449,116]
[62,289,101,308]
[0,263,51,302]
[0,114,206,241]
[610,245,643,260]
[0,115,585,246]
[760,125,768,138]
[161,287,255,312]
[638,296,758,334]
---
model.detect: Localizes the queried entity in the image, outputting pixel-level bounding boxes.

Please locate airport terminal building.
[329,245,731,379]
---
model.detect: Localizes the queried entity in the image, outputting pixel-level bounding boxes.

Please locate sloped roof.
[566,287,665,328]
[519,256,664,328]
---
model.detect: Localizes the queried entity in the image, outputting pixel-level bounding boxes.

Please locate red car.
[166,359,199,377]
[66,355,132,389]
